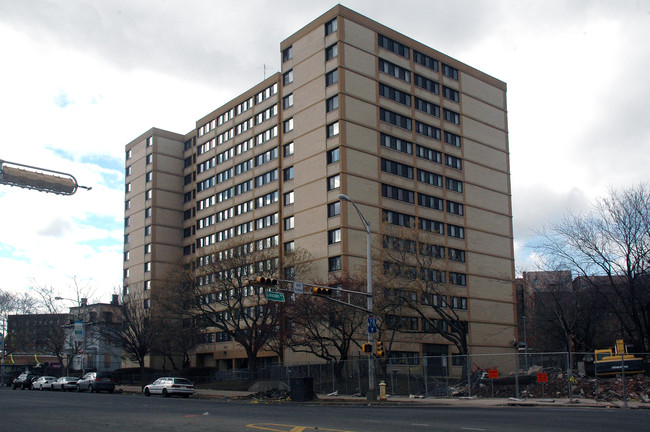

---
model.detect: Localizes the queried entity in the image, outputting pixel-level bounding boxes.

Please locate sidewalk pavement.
[115,385,649,409]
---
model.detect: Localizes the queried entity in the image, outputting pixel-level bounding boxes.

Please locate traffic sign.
[265,291,285,302]
[488,369,499,379]
[368,316,377,334]
[293,281,304,294]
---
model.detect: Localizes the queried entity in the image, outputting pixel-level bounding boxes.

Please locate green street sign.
[265,291,285,302]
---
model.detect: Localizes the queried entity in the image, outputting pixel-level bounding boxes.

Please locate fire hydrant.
[379,380,387,401]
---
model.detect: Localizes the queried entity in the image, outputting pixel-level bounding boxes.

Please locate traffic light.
[376,341,385,358]
[362,343,372,353]
[311,287,332,296]
[249,276,278,287]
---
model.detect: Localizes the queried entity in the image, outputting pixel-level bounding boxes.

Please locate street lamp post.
[338,194,376,401]
[55,297,87,375]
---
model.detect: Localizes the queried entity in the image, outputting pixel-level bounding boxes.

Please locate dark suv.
[76,372,116,393]
[12,373,40,390]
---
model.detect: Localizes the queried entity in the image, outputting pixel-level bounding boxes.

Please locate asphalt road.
[2,387,649,431]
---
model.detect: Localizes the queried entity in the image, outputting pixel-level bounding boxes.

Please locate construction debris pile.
[468,368,650,402]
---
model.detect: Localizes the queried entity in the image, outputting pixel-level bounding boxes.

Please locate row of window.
[383,209,466,239]
[381,184,464,215]
[382,236,465,262]
[381,156,463,189]
[383,262,467,286]
[197,84,278,137]
[378,33,459,80]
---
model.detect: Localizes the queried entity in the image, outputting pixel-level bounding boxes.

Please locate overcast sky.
[1,0,648,305]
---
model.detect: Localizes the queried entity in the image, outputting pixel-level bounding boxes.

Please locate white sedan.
[32,376,57,390]
[144,377,194,398]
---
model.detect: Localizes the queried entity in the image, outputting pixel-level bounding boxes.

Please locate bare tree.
[180,236,311,375]
[285,273,367,378]
[102,288,165,384]
[377,223,470,369]
[534,184,650,351]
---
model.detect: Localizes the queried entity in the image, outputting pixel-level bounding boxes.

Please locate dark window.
[378,59,411,82]
[327,174,340,190]
[326,95,339,112]
[283,69,294,85]
[445,155,462,170]
[326,121,340,138]
[414,97,440,117]
[325,44,338,61]
[383,210,414,228]
[379,83,411,106]
[444,131,461,147]
[415,121,441,140]
[443,108,460,125]
[283,166,294,181]
[416,145,442,164]
[418,193,443,211]
[327,148,340,164]
[380,133,412,154]
[380,108,412,130]
[378,34,410,58]
[413,50,439,71]
[328,228,341,244]
[325,18,337,35]
[282,46,293,62]
[446,177,463,193]
[328,256,342,271]
[381,158,413,179]
[328,201,340,217]
[414,74,439,95]
[326,69,338,86]
[382,183,414,204]
[443,86,460,102]
[442,63,459,80]
[419,217,444,235]
[446,200,464,216]
[417,169,442,187]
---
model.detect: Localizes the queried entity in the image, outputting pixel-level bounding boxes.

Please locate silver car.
[144,377,194,398]
[51,376,79,391]
[32,376,57,391]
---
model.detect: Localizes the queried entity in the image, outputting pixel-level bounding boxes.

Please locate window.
[143,299,150,309]
[445,155,462,170]
[146,154,153,165]
[284,266,295,280]
[144,280,151,291]
[413,50,439,71]
[379,83,411,106]
[283,142,294,156]
[380,133,412,154]
[124,251,130,261]
[144,243,151,254]
[378,59,411,82]
[414,97,440,117]
[378,34,410,58]
[443,86,460,102]
[448,224,465,239]
[283,166,294,181]
[381,158,413,179]
[325,43,338,61]
[126,149,132,160]
[327,201,340,217]
[283,118,294,133]
[326,95,339,112]
[328,256,342,271]
[415,121,441,140]
[123,268,130,278]
[284,241,295,254]
[325,69,338,86]
[145,207,152,218]
[417,169,443,187]
[146,171,153,182]
[144,225,152,236]
[450,296,467,310]
[414,73,439,95]
[383,209,414,228]
[328,228,341,244]
[283,93,294,109]
[124,217,130,227]
[327,174,340,191]
[126,183,131,193]
[126,165,131,177]
[326,121,339,138]
[146,136,153,147]
[145,189,153,200]
[442,63,459,80]
[443,108,460,124]
[379,108,412,130]
[446,200,464,216]
[125,200,131,210]
[283,69,294,85]
[416,145,442,164]
[144,262,151,272]
[382,183,414,204]
[418,193,443,211]
[325,18,337,35]
[446,177,463,193]
[444,131,461,147]
[449,272,467,286]
[284,216,294,230]
[282,45,293,62]
[448,248,465,262]
[124,233,130,244]
[284,191,294,206]
[326,147,340,164]
[419,217,444,235]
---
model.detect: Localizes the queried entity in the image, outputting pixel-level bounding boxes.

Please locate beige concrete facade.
[123,5,516,371]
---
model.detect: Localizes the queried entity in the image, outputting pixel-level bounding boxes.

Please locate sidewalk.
[115,385,649,409]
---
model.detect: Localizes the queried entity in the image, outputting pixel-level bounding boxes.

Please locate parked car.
[12,373,40,390]
[31,376,57,391]
[51,376,80,392]
[144,377,194,398]
[76,372,116,393]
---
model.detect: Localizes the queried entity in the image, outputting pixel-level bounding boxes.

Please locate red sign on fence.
[488,369,499,379]
[537,372,548,383]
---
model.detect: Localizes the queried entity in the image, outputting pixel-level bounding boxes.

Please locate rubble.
[469,369,650,402]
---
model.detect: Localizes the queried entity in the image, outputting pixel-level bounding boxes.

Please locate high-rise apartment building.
[124,5,516,370]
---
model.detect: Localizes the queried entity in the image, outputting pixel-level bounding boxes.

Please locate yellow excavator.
[593,339,644,377]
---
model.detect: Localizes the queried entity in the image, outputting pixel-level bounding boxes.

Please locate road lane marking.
[461,428,486,431]
[247,424,357,432]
